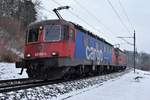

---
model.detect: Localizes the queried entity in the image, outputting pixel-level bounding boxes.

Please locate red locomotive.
[112,48,126,70]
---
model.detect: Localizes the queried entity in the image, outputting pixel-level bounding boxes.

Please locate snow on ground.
[0,63,27,80]
[0,63,150,100]
[59,70,150,100]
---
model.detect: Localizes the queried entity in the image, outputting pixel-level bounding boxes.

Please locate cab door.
[67,27,75,58]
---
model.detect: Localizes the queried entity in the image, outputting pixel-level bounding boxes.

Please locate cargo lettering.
[86,46,103,62]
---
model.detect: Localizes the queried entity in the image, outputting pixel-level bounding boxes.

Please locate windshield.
[45,25,61,41]
[27,28,39,43]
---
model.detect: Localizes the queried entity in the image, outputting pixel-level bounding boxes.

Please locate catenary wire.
[74,0,114,35]
[106,0,131,34]
[43,0,116,43]
[51,0,103,34]
[118,0,135,30]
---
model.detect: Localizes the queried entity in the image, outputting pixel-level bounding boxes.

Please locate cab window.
[45,25,61,41]
[27,28,39,43]
[69,28,75,41]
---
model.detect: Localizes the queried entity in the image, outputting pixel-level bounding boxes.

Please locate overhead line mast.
[117,30,136,73]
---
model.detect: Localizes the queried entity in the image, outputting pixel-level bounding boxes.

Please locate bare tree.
[0,0,39,62]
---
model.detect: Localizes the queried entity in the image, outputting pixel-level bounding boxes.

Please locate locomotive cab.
[25,20,75,59]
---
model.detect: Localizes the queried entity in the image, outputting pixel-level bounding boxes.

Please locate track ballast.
[0,68,130,94]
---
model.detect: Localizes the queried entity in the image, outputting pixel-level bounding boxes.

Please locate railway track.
[0,78,62,93]
[0,68,131,93]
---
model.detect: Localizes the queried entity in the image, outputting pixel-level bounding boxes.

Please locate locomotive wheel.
[26,68,39,78]
[26,66,70,80]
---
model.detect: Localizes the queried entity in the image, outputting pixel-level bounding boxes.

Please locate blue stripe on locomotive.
[74,30,86,59]
[74,29,112,64]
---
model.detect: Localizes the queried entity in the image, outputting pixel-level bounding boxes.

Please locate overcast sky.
[39,0,150,53]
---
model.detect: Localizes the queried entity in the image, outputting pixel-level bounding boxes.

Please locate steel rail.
[0,78,63,93]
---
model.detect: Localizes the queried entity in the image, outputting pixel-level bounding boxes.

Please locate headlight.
[26,53,31,58]
[51,52,57,56]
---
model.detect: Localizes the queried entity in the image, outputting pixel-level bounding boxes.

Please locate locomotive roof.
[29,19,113,47]
[69,22,113,47]
[115,48,125,54]
[28,19,72,28]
